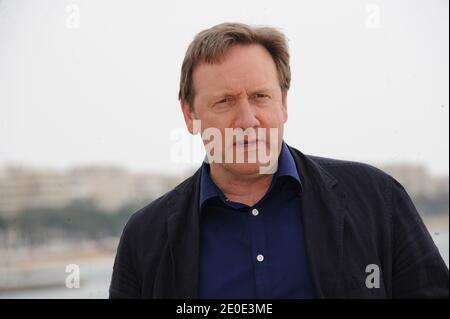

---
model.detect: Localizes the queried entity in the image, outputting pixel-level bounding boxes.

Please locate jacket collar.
[289,148,346,298]
[165,145,346,298]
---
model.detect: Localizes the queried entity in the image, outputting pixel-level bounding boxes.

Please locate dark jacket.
[109,145,449,298]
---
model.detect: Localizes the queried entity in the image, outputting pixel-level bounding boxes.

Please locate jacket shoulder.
[306,154,394,186]
[122,173,197,241]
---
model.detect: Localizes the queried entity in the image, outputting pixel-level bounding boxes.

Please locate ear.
[281,90,288,123]
[180,100,197,135]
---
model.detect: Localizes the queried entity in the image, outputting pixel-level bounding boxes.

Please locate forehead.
[192,44,279,97]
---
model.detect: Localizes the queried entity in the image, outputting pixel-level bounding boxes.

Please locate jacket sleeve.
[109,216,141,298]
[390,177,449,298]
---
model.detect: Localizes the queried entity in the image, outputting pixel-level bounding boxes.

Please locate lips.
[235,140,257,147]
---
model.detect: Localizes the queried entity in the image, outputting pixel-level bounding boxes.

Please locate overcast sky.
[0,0,448,176]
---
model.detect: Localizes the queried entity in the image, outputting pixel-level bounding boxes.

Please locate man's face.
[181,44,288,177]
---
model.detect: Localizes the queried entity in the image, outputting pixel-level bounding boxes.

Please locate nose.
[233,97,260,129]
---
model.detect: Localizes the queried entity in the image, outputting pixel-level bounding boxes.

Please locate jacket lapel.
[166,169,202,298]
[290,147,347,298]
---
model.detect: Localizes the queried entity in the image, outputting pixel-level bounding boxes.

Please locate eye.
[252,93,271,101]
[215,97,233,106]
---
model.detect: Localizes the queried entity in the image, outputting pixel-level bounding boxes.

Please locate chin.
[224,162,267,177]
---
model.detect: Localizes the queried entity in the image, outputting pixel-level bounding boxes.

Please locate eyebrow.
[210,88,273,100]
[249,88,272,95]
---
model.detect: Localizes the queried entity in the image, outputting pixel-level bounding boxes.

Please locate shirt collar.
[199,141,302,208]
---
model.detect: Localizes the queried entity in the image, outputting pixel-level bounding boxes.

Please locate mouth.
[234,139,258,147]
[232,139,263,154]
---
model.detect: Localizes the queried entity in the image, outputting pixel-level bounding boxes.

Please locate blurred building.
[0,166,68,217]
[67,167,185,213]
[134,173,185,204]
[68,166,137,213]
[0,165,186,216]
[0,163,447,217]
[378,163,449,197]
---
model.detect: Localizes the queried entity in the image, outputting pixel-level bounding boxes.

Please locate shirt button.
[256,254,264,262]
[251,208,259,216]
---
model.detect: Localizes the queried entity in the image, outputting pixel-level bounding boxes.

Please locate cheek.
[201,116,226,131]
[261,107,286,128]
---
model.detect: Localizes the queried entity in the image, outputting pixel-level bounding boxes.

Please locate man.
[109,22,449,298]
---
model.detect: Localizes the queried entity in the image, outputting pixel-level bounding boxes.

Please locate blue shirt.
[198,142,315,298]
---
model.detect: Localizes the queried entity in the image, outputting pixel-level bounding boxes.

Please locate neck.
[209,163,273,206]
